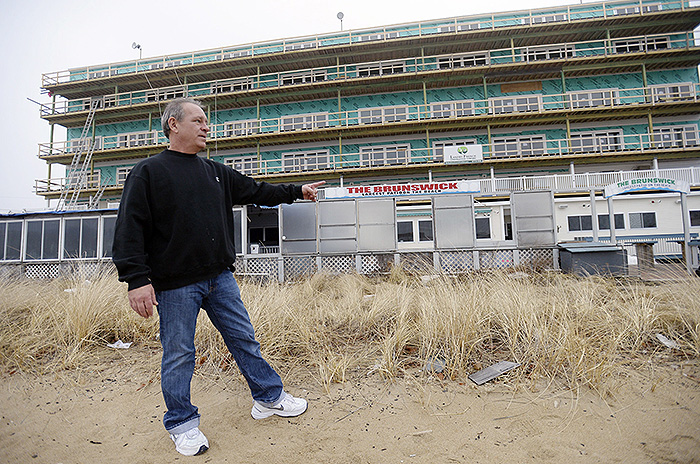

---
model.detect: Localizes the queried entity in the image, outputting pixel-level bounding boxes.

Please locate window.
[691,210,700,227]
[475,217,491,239]
[569,131,623,153]
[357,61,405,77]
[613,36,668,54]
[280,70,326,86]
[650,83,694,103]
[280,113,328,131]
[568,89,619,109]
[25,220,60,260]
[430,100,475,118]
[103,95,117,108]
[653,125,699,148]
[63,218,99,259]
[397,221,414,242]
[522,13,567,24]
[282,150,330,172]
[222,49,251,59]
[437,53,489,69]
[490,95,541,114]
[613,4,661,15]
[0,222,22,260]
[211,78,253,94]
[358,106,408,124]
[360,144,410,167]
[284,41,317,51]
[598,213,625,230]
[117,167,133,185]
[437,22,482,33]
[249,227,279,248]
[629,212,657,229]
[225,156,258,175]
[356,31,399,43]
[491,135,546,158]
[432,139,477,162]
[145,87,185,102]
[567,215,593,232]
[397,218,433,244]
[522,45,574,62]
[223,120,260,137]
[102,216,117,258]
[118,131,156,148]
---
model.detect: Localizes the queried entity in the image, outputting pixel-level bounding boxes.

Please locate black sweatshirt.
[112,149,303,291]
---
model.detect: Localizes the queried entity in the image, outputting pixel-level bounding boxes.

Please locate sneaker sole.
[251,402,308,420]
[175,444,209,456]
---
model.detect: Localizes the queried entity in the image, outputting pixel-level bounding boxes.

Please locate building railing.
[38,30,699,118]
[40,0,689,88]
[34,164,700,196]
[35,172,102,195]
[38,81,700,159]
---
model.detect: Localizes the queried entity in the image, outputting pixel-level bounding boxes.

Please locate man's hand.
[128,284,158,318]
[301,181,326,202]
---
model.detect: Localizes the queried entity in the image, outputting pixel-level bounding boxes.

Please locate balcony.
[41,0,693,91]
[38,31,700,123]
[34,133,700,199]
[38,82,700,163]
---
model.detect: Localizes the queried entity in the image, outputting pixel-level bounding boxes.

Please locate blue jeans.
[156,271,284,434]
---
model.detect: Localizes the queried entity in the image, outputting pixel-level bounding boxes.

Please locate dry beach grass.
[1,267,700,463]
[1,267,698,393]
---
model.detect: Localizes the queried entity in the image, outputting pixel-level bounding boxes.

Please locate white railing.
[38,82,700,160]
[34,165,700,196]
[38,30,699,117]
[41,0,687,87]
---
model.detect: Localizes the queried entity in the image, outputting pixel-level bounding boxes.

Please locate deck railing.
[40,0,690,88]
[38,30,699,117]
[34,165,700,196]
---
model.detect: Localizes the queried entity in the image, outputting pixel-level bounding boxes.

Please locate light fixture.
[132,42,142,59]
[337,12,344,31]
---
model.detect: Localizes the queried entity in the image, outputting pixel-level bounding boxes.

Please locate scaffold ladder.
[55,101,99,211]
[87,171,112,209]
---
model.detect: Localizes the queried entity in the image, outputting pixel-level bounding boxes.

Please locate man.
[113,97,324,457]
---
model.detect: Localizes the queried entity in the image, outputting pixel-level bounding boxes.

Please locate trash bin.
[558,242,627,277]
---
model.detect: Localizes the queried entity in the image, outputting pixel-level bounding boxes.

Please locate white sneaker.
[251,392,308,420]
[170,426,209,456]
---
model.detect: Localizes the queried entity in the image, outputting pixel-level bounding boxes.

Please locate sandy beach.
[2,345,699,464]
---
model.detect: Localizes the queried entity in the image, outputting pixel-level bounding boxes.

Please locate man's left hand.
[302,181,326,202]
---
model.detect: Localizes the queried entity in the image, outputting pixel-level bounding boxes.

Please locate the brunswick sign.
[604,177,690,198]
[324,180,480,199]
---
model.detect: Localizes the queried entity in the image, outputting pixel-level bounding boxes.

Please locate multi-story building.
[2,0,699,279]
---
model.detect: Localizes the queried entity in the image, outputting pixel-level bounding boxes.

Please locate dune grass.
[1,267,698,395]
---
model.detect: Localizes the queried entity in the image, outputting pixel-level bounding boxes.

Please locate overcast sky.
[0,0,581,213]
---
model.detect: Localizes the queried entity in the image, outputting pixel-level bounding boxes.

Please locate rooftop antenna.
[337,12,344,31]
[132,42,142,59]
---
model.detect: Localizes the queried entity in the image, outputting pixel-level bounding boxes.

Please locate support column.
[680,192,692,275]
[607,196,616,245]
[590,190,599,242]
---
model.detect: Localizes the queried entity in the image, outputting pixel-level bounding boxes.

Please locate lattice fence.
[284,256,317,280]
[320,255,355,275]
[243,257,278,277]
[439,251,475,273]
[518,248,555,271]
[360,254,393,275]
[479,249,514,269]
[399,252,434,273]
[25,263,60,279]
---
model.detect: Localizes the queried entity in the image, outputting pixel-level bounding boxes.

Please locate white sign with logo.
[604,177,690,198]
[443,145,483,164]
[323,180,480,199]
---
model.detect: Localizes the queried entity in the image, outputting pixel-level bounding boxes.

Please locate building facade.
[3,0,700,279]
